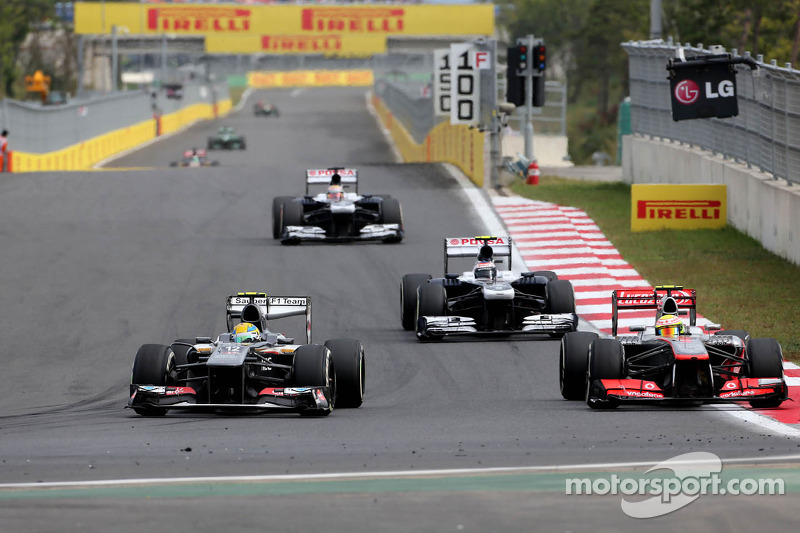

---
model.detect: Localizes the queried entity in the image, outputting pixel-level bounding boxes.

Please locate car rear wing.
[611,285,696,336]
[226,292,312,344]
[444,236,513,274]
[305,168,358,194]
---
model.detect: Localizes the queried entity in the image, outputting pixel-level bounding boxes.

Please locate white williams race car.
[401,237,579,340]
[272,168,404,244]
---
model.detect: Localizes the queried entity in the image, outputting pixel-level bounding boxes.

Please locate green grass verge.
[228,86,246,107]
[511,177,800,360]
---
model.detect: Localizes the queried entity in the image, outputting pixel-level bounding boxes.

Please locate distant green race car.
[207,126,246,150]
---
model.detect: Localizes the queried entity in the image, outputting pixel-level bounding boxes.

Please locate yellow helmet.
[233,322,260,343]
[655,314,686,337]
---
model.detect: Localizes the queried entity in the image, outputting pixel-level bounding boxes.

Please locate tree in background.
[498,0,800,164]
[0,0,55,98]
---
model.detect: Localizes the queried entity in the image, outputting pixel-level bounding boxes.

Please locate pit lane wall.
[622,135,800,265]
[7,99,232,172]
[370,93,485,186]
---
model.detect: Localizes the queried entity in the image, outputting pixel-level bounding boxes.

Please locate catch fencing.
[624,39,800,185]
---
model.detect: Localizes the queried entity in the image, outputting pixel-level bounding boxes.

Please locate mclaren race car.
[401,236,579,340]
[254,101,279,117]
[207,126,246,150]
[272,167,404,244]
[170,149,219,167]
[128,292,365,416]
[559,285,787,409]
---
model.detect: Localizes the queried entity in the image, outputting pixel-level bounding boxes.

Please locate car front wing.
[281,224,403,243]
[587,377,788,407]
[416,313,579,339]
[128,385,333,413]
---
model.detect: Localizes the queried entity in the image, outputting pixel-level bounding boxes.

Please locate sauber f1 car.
[170,149,219,167]
[401,237,579,340]
[128,292,365,416]
[207,126,246,150]
[559,285,788,409]
[272,168,404,244]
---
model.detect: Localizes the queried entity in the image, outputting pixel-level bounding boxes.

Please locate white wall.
[623,135,800,265]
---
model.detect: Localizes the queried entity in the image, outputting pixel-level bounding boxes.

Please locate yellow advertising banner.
[247,70,374,88]
[74,2,495,37]
[206,33,386,56]
[631,184,727,231]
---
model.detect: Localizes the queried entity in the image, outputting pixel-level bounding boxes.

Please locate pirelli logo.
[631,185,726,231]
[147,7,251,33]
[301,8,405,33]
[637,200,721,220]
[262,35,342,53]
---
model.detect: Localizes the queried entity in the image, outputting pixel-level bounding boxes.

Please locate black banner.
[668,60,738,121]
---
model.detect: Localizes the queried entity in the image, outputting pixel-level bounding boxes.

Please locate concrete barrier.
[623,134,800,265]
[371,93,485,187]
[9,98,232,172]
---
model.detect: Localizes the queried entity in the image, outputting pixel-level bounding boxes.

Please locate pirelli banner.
[248,70,373,88]
[74,2,495,56]
[631,184,727,231]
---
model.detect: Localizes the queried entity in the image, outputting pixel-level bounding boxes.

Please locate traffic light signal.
[533,45,546,72]
[506,45,526,106]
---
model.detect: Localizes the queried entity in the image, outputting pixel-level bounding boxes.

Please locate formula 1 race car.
[559,285,787,409]
[207,126,246,150]
[272,168,404,244]
[128,292,365,417]
[169,149,219,167]
[401,237,579,340]
[254,101,279,117]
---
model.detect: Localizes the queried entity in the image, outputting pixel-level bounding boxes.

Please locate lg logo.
[674,80,700,104]
[675,79,735,105]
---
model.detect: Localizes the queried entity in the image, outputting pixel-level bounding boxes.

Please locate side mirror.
[628,325,646,332]
[705,324,721,331]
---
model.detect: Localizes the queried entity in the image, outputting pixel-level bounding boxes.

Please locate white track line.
[3,454,800,490]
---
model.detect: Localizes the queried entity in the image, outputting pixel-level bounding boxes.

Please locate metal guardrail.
[623,39,800,185]
[0,80,228,154]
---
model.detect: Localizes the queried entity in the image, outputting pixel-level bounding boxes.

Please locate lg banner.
[668,57,739,121]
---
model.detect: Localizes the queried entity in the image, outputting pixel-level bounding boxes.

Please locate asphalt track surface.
[1,88,799,531]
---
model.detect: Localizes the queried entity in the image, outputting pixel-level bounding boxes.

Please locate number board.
[449,43,479,125]
[433,49,451,117]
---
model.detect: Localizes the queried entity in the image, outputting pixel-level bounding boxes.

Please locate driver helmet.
[474,261,497,281]
[233,322,260,343]
[326,184,344,202]
[655,314,686,337]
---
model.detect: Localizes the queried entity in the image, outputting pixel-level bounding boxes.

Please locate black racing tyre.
[401,273,431,330]
[207,138,213,150]
[325,338,365,408]
[131,344,175,416]
[417,283,447,319]
[282,199,304,228]
[381,198,403,226]
[586,339,624,409]
[292,345,334,417]
[532,270,558,282]
[714,330,750,342]
[548,280,576,314]
[240,137,246,150]
[272,196,293,239]
[560,332,598,400]
[747,337,785,408]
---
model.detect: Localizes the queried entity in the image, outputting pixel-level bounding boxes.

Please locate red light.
[519,46,527,53]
